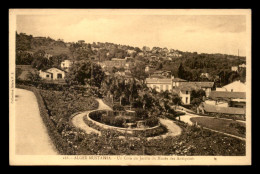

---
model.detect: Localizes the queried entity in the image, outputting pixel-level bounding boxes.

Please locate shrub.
[114,116,125,127]
[145,116,159,127]
[113,104,125,111]
[134,108,148,119]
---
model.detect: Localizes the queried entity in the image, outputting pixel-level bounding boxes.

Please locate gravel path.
[15,88,57,155]
[71,99,112,135]
[159,118,182,137]
[71,111,101,135]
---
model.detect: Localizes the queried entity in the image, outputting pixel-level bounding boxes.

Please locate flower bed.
[85,110,167,137]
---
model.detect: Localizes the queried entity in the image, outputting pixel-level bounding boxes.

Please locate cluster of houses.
[231,63,246,72]
[38,59,72,81]
[145,71,214,105]
[145,70,246,117]
[34,53,247,117]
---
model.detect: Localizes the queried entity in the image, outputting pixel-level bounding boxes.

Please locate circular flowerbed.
[84,110,167,137]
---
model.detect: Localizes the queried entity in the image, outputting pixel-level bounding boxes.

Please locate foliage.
[65,60,104,87]
[145,116,159,127]
[112,104,125,112]
[191,89,206,106]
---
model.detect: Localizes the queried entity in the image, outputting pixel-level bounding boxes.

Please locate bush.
[145,116,159,127]
[113,104,125,111]
[114,116,125,127]
[134,108,148,119]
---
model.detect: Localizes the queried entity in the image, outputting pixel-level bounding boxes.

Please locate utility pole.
[91,60,94,86]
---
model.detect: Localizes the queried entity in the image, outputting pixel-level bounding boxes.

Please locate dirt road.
[15,88,57,155]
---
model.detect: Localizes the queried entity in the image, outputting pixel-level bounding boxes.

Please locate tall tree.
[178,63,185,79]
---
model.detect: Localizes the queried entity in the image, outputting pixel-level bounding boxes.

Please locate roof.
[177,82,214,89]
[146,78,172,84]
[172,78,187,82]
[176,83,200,92]
[209,91,246,100]
[203,103,245,115]
[111,58,126,61]
[40,67,66,73]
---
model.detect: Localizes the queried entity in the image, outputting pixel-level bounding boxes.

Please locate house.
[143,46,150,52]
[78,40,85,45]
[172,77,187,88]
[137,52,144,57]
[100,58,127,69]
[150,70,171,78]
[200,73,210,79]
[39,67,66,80]
[61,60,73,70]
[207,91,246,108]
[44,53,52,60]
[216,80,246,92]
[239,63,246,68]
[145,66,150,72]
[146,78,173,92]
[203,103,245,116]
[174,83,199,105]
[174,81,214,98]
[127,49,136,55]
[231,66,238,72]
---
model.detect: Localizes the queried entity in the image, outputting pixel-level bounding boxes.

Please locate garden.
[16,84,246,156]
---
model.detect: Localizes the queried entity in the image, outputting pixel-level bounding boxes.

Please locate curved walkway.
[71,99,112,135]
[71,99,182,139]
[15,88,57,155]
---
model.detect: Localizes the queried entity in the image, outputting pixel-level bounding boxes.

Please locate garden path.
[71,98,112,135]
[156,118,182,137]
[15,88,58,155]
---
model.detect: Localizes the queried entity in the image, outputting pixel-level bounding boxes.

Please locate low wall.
[85,110,165,137]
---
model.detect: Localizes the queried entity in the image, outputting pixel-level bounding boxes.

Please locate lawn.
[190,117,246,138]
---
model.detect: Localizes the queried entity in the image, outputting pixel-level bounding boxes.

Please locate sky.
[16,13,247,56]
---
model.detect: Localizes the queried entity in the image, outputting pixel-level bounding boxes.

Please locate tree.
[190,89,206,107]
[65,60,104,87]
[178,63,185,79]
[26,71,41,82]
[130,61,148,81]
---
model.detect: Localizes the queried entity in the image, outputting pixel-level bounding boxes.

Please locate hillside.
[15,32,246,85]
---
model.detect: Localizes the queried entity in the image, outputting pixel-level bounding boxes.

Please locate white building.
[231,66,238,72]
[145,66,150,72]
[61,60,73,70]
[200,73,210,78]
[216,80,246,92]
[146,78,173,92]
[39,67,66,80]
[239,63,246,68]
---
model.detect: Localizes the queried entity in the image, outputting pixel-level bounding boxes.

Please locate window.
[160,85,163,91]
[186,97,188,104]
[231,89,233,92]
[46,75,49,78]
[186,91,189,94]
[57,73,62,79]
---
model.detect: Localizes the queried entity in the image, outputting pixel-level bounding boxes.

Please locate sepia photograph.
[9,9,251,165]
